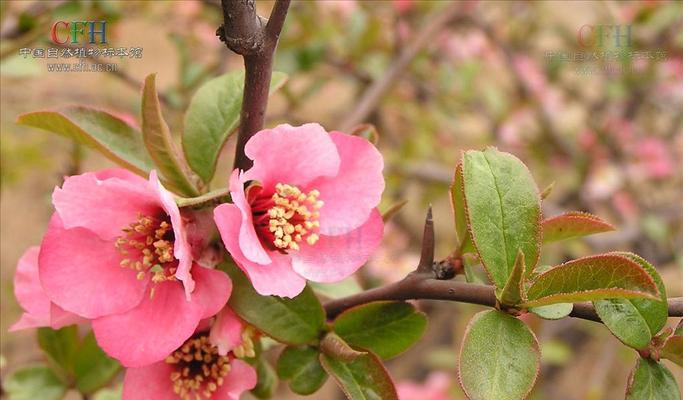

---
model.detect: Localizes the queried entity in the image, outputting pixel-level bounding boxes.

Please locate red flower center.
[249,183,323,252]
[165,335,231,399]
[115,213,178,285]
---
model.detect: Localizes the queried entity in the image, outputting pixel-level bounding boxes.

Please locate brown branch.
[339,2,465,132]
[324,275,683,323]
[218,0,291,172]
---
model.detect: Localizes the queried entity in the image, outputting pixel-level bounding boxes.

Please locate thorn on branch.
[416,205,435,274]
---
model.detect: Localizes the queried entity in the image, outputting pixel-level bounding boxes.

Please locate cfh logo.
[577,24,632,48]
[50,21,107,44]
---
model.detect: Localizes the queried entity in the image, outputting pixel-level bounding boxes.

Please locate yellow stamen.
[267,183,323,251]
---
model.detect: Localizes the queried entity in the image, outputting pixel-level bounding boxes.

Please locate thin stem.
[218,0,291,172]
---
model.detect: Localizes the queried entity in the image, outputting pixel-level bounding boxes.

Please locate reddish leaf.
[522,254,660,308]
[661,336,683,367]
[542,211,615,243]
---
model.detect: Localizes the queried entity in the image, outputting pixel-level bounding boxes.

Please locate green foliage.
[528,303,573,320]
[522,254,660,307]
[541,212,615,243]
[450,163,474,253]
[462,148,541,287]
[141,73,200,196]
[497,250,526,306]
[3,365,67,400]
[73,332,120,394]
[37,326,79,377]
[625,359,680,400]
[276,346,328,395]
[593,253,668,349]
[251,358,278,399]
[332,301,427,359]
[182,71,288,183]
[458,310,540,400]
[223,262,325,345]
[320,334,398,400]
[17,106,154,176]
[36,327,120,395]
[661,336,683,367]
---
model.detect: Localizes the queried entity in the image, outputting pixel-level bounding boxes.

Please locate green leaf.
[497,250,526,306]
[522,254,660,308]
[73,332,121,394]
[462,148,541,287]
[4,365,67,400]
[17,106,153,176]
[542,211,615,243]
[626,359,680,400]
[594,253,668,349]
[529,303,573,320]
[661,336,683,367]
[320,343,398,400]
[141,73,200,196]
[450,162,475,253]
[182,70,288,182]
[223,262,325,345]
[37,326,79,376]
[458,310,540,400]
[310,277,363,300]
[381,200,408,223]
[277,346,328,395]
[332,301,427,359]
[251,358,278,399]
[349,123,379,145]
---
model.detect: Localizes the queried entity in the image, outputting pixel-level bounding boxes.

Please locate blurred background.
[1,1,681,399]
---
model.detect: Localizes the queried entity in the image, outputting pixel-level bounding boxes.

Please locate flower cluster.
[11,124,384,399]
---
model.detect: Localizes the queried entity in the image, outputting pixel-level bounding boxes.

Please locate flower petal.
[214,204,306,297]
[292,209,383,283]
[39,215,149,319]
[122,362,177,400]
[13,247,49,321]
[212,359,258,400]
[191,265,233,319]
[311,132,385,235]
[53,171,160,240]
[242,123,340,189]
[92,280,202,367]
[50,303,86,328]
[149,171,194,298]
[92,265,227,367]
[209,308,244,356]
[228,170,271,265]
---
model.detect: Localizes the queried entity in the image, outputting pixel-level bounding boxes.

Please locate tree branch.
[218,0,291,172]
[324,275,683,323]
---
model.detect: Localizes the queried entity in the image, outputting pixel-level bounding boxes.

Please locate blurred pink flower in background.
[626,137,674,180]
[397,372,452,400]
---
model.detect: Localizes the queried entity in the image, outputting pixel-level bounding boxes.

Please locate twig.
[324,275,683,323]
[340,2,464,132]
[218,0,291,171]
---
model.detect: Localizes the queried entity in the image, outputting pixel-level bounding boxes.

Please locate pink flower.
[209,307,254,358]
[10,247,83,331]
[397,372,452,400]
[122,333,257,400]
[38,168,232,367]
[214,124,385,297]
